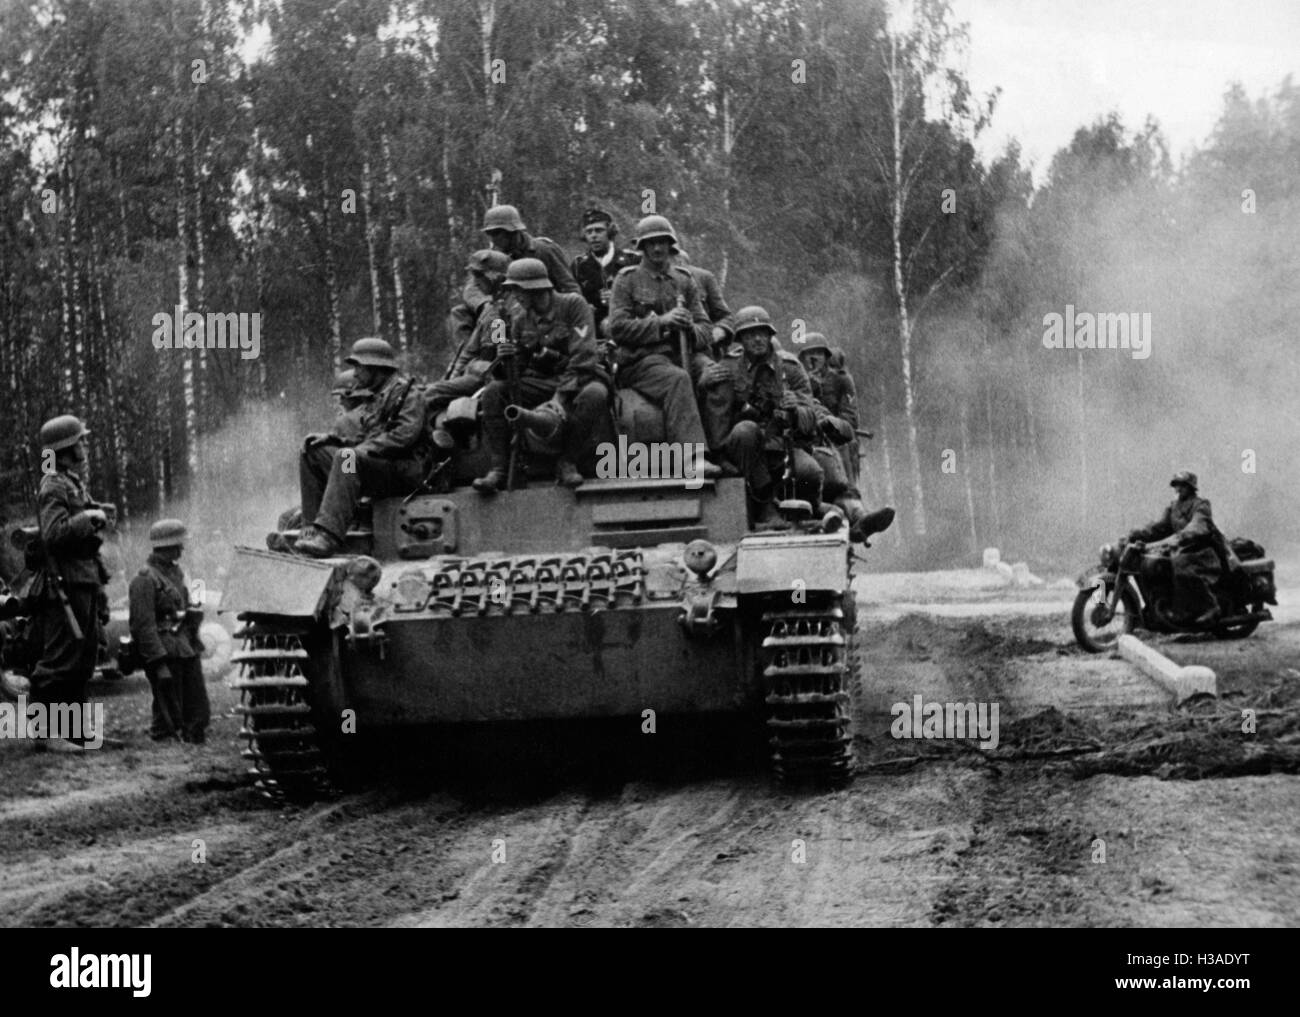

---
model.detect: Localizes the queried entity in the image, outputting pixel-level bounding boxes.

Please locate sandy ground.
[2,569,1297,928]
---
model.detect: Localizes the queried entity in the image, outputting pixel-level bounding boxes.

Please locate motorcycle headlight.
[1099,544,1113,567]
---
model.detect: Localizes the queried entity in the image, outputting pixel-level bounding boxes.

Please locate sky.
[951,0,1300,182]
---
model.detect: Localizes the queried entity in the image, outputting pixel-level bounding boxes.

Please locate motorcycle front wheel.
[1072,584,1138,652]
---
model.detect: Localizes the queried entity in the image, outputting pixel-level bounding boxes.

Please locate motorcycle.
[1072,535,1277,652]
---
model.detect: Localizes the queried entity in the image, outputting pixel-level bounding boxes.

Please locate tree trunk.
[382,131,408,353]
[361,158,384,336]
[982,324,1000,542]
[959,398,977,555]
[321,157,342,368]
[885,34,926,537]
[875,373,899,548]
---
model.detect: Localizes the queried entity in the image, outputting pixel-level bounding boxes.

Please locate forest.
[1,0,1296,568]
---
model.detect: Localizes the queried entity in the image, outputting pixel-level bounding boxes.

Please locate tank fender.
[736,533,849,596]
[218,547,338,619]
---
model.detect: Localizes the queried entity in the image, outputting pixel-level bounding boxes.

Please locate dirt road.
[3,572,1298,927]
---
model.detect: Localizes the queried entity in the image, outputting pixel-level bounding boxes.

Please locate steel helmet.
[345,337,399,370]
[1170,470,1198,490]
[149,518,187,549]
[502,258,553,291]
[733,305,776,337]
[482,204,526,233]
[39,414,90,452]
[798,333,832,358]
[466,249,511,275]
[634,215,680,251]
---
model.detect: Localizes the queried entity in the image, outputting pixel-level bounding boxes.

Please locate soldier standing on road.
[482,204,580,294]
[129,520,210,744]
[570,208,640,338]
[30,415,111,752]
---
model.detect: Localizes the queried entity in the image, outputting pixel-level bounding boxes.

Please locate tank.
[220,401,861,798]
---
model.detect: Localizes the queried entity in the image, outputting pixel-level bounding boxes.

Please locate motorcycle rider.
[1128,470,1226,626]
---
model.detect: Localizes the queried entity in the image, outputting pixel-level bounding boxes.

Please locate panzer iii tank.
[220,402,861,798]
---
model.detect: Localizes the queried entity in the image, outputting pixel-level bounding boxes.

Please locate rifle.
[673,294,690,370]
[502,342,522,491]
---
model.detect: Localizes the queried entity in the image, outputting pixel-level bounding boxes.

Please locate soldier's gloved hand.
[495,340,517,360]
[303,433,330,450]
[700,363,731,387]
[83,508,108,531]
[659,307,692,329]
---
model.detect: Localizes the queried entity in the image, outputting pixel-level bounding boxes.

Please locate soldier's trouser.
[840,440,860,487]
[618,355,708,448]
[30,587,101,742]
[721,421,823,505]
[480,376,608,468]
[146,656,210,743]
[1171,553,1218,618]
[812,446,862,505]
[426,373,485,420]
[302,446,426,539]
[688,353,735,452]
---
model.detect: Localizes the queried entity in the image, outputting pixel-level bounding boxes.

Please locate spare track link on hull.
[232,621,331,801]
[762,603,854,784]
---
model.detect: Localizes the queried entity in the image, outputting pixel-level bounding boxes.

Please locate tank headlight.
[345,555,384,595]
[683,539,718,579]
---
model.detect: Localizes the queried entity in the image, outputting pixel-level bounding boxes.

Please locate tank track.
[232,620,332,801]
[762,601,855,784]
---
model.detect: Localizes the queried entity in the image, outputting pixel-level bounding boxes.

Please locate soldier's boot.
[295,525,343,559]
[841,500,895,544]
[473,466,509,496]
[555,458,584,489]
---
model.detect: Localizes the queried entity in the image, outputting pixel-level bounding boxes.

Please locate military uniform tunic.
[31,468,106,718]
[129,553,210,742]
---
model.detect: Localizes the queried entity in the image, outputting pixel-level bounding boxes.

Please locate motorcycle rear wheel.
[1072,584,1138,653]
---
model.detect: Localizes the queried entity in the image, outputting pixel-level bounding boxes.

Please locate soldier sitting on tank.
[803,399,895,544]
[295,338,432,558]
[607,215,728,470]
[427,250,513,452]
[692,306,824,525]
[482,204,580,294]
[570,208,640,338]
[302,368,373,451]
[798,334,861,485]
[472,258,611,494]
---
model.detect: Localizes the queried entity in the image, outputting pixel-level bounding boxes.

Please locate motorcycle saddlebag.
[1229,537,1266,561]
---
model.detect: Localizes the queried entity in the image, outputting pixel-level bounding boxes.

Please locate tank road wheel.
[232,619,333,801]
[762,599,854,785]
